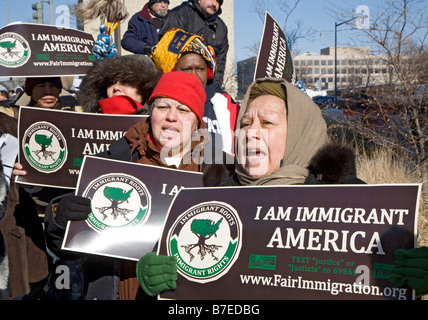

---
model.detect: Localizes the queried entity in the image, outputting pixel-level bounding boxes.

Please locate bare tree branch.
[327,0,428,198]
[250,0,314,53]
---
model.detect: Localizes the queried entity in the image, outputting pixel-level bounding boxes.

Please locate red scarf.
[98,95,144,114]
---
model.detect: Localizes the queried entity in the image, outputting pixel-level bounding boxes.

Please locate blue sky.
[233,0,387,61]
[1,0,425,62]
[0,0,76,23]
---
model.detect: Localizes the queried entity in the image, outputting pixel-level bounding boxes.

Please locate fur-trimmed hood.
[304,144,365,184]
[77,55,162,113]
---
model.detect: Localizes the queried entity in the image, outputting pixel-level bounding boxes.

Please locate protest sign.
[62,156,203,260]
[0,23,94,77]
[158,184,420,300]
[254,12,296,83]
[16,106,146,189]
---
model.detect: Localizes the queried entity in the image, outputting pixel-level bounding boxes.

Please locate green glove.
[390,246,428,297]
[136,252,178,297]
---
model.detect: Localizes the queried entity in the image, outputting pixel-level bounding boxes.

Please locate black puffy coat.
[159,0,229,84]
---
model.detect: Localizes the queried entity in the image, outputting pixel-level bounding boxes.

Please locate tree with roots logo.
[182,218,223,262]
[95,186,134,221]
[0,40,19,58]
[33,134,56,161]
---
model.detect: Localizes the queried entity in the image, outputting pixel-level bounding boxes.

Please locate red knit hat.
[148,71,206,126]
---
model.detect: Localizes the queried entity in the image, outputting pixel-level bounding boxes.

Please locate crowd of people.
[0,0,427,301]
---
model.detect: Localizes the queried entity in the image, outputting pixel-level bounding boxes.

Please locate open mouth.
[246,148,266,163]
[161,126,180,138]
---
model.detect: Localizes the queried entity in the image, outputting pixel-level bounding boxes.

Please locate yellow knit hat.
[151,28,217,79]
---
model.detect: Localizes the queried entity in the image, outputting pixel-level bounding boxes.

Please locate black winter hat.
[148,0,169,7]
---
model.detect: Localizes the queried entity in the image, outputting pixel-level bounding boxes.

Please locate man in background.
[159,0,228,85]
[24,77,62,109]
[0,91,13,108]
[121,0,170,55]
[0,91,9,102]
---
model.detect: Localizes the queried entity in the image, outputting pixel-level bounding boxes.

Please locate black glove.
[54,195,91,228]
[143,45,153,55]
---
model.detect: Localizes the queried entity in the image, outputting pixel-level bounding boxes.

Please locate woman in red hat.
[97,71,211,171]
[34,71,228,300]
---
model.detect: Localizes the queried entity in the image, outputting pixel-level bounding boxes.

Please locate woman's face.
[150,98,199,158]
[237,95,288,178]
[107,81,143,104]
[175,53,208,87]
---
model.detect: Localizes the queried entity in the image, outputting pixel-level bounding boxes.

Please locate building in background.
[236,46,395,99]
[236,56,256,101]
[293,46,391,93]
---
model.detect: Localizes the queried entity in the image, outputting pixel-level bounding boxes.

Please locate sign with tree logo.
[0,23,95,77]
[83,173,150,232]
[62,156,203,261]
[159,184,420,300]
[16,106,146,189]
[166,202,242,283]
[22,121,67,173]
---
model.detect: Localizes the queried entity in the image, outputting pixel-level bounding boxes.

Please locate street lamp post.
[6,0,9,24]
[334,15,367,106]
[41,0,54,25]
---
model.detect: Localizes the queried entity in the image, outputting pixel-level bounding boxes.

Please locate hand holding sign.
[136,252,178,297]
[53,195,92,228]
[390,247,428,297]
